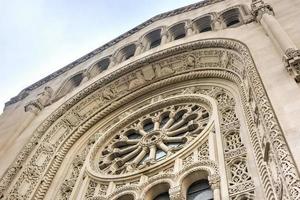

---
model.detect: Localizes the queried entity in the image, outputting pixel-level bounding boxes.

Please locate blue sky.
[0,0,201,112]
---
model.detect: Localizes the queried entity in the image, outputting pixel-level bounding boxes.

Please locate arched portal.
[1,39,299,200]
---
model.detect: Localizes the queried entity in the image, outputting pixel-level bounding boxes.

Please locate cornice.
[5,0,224,107]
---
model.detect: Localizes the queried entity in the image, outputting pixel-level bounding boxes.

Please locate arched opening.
[221,8,243,28]
[10,38,288,200]
[117,44,137,63]
[187,179,213,200]
[169,23,186,41]
[144,182,170,200]
[181,169,213,199]
[89,57,110,78]
[116,193,135,200]
[154,192,170,200]
[145,29,162,49]
[55,73,84,99]
[193,16,213,33]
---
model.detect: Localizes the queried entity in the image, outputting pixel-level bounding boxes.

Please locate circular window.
[97,102,210,175]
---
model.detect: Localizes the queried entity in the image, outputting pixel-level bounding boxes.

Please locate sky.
[0,0,202,112]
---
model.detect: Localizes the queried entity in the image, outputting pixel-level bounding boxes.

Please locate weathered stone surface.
[1,0,300,199]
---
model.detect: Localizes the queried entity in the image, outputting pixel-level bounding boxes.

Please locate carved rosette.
[88,95,212,178]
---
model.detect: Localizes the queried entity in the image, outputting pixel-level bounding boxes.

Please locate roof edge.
[5,0,224,107]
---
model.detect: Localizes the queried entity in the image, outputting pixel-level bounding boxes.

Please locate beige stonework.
[1,0,300,199]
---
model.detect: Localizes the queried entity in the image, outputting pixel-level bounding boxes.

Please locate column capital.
[185,21,193,30]
[160,29,168,37]
[212,16,224,31]
[251,0,274,22]
[136,38,144,47]
[284,48,300,82]
[208,174,221,190]
[169,186,184,200]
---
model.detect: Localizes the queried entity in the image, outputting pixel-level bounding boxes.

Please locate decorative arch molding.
[86,94,214,179]
[91,161,219,200]
[1,38,300,200]
[107,186,138,200]
[87,56,111,78]
[176,161,220,186]
[53,70,86,100]
[140,178,172,200]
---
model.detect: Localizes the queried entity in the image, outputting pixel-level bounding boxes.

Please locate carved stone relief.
[0,39,299,200]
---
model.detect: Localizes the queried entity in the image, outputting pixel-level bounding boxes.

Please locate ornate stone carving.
[198,140,209,159]
[92,97,211,176]
[154,63,174,77]
[251,0,274,22]
[24,86,54,114]
[212,16,224,31]
[284,48,300,82]
[1,39,299,200]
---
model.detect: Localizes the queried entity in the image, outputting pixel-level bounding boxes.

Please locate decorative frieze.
[1,39,299,200]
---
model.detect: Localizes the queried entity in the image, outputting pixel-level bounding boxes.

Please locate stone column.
[108,55,117,68]
[212,16,224,31]
[251,0,300,82]
[209,174,221,200]
[208,130,217,161]
[73,174,89,200]
[81,70,90,84]
[160,29,169,45]
[135,40,145,55]
[212,185,221,200]
[252,1,296,52]
[185,21,194,36]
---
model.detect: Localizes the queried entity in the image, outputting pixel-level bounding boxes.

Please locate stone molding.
[99,161,218,200]
[1,39,299,199]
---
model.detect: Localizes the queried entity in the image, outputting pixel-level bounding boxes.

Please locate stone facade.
[1,0,300,199]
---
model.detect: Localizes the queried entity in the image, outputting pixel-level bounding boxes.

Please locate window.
[55,73,84,99]
[117,44,137,62]
[145,29,162,49]
[154,192,170,200]
[221,8,243,28]
[187,179,213,200]
[98,103,210,175]
[117,194,134,200]
[89,58,110,78]
[194,16,212,33]
[169,23,186,41]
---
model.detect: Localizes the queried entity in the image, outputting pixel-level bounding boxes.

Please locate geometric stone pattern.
[1,39,300,200]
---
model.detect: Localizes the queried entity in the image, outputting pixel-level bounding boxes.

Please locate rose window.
[98,103,210,175]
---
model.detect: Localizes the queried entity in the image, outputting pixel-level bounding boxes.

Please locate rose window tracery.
[97,103,210,175]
